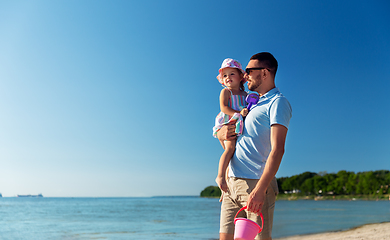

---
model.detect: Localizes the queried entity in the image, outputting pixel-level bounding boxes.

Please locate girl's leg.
[216,139,236,193]
[219,139,226,150]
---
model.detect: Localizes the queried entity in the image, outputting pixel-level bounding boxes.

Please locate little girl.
[213,58,248,193]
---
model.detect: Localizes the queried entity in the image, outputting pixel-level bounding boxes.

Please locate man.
[217,52,292,240]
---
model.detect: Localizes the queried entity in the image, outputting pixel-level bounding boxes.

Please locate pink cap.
[217,58,245,85]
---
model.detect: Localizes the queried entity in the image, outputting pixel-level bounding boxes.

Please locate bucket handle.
[234,206,264,232]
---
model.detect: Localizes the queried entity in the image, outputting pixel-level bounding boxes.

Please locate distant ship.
[0,193,2,197]
[17,194,43,197]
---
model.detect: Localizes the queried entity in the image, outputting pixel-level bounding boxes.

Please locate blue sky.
[1,0,389,197]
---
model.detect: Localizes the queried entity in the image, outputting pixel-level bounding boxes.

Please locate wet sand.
[275,222,390,240]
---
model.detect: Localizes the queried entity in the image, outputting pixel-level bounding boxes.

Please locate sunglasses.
[245,68,269,75]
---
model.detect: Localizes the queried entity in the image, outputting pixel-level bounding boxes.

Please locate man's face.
[245,60,264,92]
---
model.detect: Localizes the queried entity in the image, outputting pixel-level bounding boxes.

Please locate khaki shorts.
[220,177,278,240]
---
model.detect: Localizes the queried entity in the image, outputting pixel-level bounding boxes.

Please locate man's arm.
[246,124,288,214]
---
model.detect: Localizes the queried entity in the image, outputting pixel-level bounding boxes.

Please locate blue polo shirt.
[229,88,292,179]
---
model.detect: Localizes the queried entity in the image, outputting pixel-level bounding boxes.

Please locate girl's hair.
[239,77,245,92]
[235,68,245,92]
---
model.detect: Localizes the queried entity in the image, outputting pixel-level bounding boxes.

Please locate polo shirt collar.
[260,87,279,99]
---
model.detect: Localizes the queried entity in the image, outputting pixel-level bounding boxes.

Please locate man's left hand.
[246,189,266,215]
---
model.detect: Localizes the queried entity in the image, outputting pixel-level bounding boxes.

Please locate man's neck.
[257,84,276,96]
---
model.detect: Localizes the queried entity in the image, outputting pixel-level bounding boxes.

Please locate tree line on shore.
[201,170,390,197]
[277,170,390,196]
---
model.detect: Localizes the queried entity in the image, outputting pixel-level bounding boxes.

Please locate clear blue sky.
[1,0,389,197]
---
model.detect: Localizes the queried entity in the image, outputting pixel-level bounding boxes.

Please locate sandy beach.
[275,222,390,240]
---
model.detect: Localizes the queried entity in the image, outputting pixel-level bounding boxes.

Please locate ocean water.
[1,197,389,240]
[0,197,220,240]
[273,199,390,238]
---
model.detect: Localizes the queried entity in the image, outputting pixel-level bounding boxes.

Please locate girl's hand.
[216,176,228,193]
[240,108,248,117]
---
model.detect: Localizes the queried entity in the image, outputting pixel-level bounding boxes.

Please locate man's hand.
[246,188,266,216]
[216,123,237,141]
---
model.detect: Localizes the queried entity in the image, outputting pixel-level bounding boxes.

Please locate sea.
[1,196,389,240]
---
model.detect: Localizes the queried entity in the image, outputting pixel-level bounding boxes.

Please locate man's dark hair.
[250,52,278,76]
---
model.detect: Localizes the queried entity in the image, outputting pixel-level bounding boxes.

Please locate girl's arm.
[220,88,241,116]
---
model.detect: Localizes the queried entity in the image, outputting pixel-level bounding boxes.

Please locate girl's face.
[221,68,243,89]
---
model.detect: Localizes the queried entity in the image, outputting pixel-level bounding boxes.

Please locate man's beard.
[248,79,261,91]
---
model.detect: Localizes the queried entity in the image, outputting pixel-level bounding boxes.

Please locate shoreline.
[275,221,390,240]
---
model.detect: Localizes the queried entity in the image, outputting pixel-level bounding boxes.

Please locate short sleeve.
[269,97,292,128]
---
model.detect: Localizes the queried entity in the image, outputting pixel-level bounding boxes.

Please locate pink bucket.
[234,206,263,240]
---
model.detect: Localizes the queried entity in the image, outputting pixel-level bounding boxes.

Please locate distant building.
[284,189,301,194]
